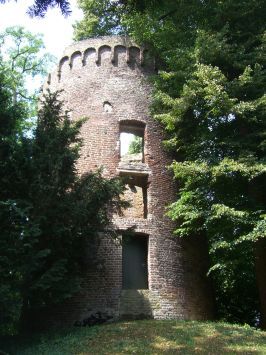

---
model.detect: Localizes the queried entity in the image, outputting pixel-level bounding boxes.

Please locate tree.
[73,0,127,40]
[0,85,125,334]
[19,91,125,329]
[0,27,54,334]
[0,26,125,333]
[0,26,55,121]
[0,0,71,17]
[0,70,30,336]
[74,0,266,326]
[128,136,142,155]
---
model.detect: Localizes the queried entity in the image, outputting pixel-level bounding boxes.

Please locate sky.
[0,0,83,92]
[0,0,83,60]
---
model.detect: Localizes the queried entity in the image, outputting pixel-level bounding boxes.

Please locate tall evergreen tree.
[0,25,126,335]
[0,84,125,334]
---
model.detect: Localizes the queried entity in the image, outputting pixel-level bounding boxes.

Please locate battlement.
[46,36,155,85]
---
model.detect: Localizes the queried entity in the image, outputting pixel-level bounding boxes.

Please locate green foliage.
[137,1,266,325]
[0,82,125,334]
[73,0,127,40]
[0,0,71,17]
[0,200,38,336]
[0,70,32,334]
[0,25,125,336]
[0,26,55,121]
[128,136,142,155]
[168,158,264,323]
[23,90,124,306]
[74,0,266,325]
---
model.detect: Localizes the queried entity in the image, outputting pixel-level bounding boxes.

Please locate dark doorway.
[122,234,148,289]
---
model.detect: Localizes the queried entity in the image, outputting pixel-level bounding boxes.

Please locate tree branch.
[159,9,178,21]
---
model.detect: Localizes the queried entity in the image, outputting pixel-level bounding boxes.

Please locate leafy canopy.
[0,0,71,17]
[128,135,142,155]
[0,26,55,121]
[0,26,125,334]
[74,0,266,325]
[0,84,125,334]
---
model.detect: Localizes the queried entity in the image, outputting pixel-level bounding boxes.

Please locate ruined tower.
[44,36,213,324]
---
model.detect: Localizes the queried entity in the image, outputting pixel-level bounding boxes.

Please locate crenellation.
[58,55,69,81]
[128,46,140,65]
[113,45,127,66]
[47,38,156,85]
[97,45,112,65]
[83,47,97,66]
[70,50,82,69]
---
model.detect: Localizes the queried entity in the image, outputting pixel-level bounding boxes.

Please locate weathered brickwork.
[42,36,214,326]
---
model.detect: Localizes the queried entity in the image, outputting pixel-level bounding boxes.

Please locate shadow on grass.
[1,320,266,354]
[104,321,266,354]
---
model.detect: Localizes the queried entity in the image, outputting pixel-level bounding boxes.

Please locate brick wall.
[41,35,214,326]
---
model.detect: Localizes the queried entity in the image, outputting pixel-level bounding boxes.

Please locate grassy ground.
[1,320,266,354]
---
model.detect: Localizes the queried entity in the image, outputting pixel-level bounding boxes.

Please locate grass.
[1,320,266,354]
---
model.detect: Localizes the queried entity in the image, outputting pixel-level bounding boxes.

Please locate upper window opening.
[119,121,145,163]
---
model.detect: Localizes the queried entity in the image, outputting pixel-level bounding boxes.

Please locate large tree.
[0,82,125,334]
[0,70,29,335]
[74,0,266,326]
[0,26,54,121]
[0,28,52,333]
[0,26,125,334]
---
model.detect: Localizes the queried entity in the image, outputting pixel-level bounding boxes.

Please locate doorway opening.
[122,234,149,289]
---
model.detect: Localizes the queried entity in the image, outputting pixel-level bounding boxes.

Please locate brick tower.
[44,36,213,324]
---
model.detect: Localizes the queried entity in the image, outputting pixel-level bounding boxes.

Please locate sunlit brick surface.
[41,36,214,327]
